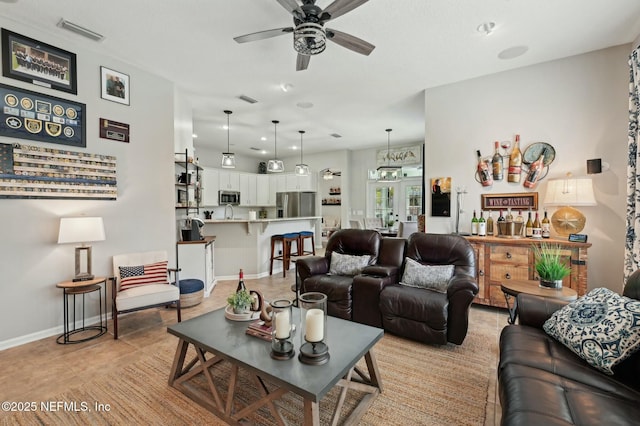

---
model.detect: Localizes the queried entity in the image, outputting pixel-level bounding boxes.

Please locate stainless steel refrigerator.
[276,192,316,218]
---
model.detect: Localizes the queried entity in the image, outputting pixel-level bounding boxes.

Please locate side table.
[56,277,108,344]
[501,279,577,324]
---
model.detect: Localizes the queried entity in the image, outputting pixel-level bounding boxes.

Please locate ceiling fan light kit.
[234,0,374,71]
[221,110,236,169]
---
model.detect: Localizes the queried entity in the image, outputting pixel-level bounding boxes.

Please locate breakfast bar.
[203,217,321,279]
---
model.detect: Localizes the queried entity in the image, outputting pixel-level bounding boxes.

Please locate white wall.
[0,19,177,347]
[425,44,630,292]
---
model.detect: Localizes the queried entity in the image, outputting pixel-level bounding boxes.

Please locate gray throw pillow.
[329,252,372,276]
[543,287,640,375]
[400,258,454,293]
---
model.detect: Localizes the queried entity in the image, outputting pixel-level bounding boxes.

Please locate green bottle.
[471,210,479,235]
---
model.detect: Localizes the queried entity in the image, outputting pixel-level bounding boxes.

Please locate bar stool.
[270,233,299,277]
[298,231,315,256]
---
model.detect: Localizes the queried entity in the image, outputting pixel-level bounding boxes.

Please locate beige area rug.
[3,328,495,425]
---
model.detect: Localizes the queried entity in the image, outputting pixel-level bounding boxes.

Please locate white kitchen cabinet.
[177,238,216,296]
[201,167,219,206]
[256,174,270,206]
[239,173,257,205]
[219,170,240,191]
[285,173,317,192]
[269,174,286,205]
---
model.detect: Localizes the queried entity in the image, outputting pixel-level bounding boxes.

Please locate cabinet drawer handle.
[479,270,484,276]
[505,273,511,279]
[506,252,512,259]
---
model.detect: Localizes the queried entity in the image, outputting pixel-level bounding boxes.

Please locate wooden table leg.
[303,399,321,426]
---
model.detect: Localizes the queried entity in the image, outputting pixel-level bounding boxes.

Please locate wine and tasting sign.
[481,192,538,211]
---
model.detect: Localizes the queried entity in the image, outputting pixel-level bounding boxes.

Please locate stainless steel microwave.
[219,190,240,205]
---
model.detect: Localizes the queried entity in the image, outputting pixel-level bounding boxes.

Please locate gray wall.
[0,18,177,347]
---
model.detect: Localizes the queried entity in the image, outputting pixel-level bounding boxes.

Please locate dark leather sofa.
[297,230,478,345]
[498,273,640,425]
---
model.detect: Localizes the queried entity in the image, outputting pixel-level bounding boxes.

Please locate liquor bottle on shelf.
[492,141,503,181]
[236,269,246,293]
[471,210,479,235]
[505,208,513,222]
[525,210,533,238]
[508,134,522,183]
[486,211,494,236]
[478,211,487,236]
[523,148,547,189]
[532,212,542,238]
[541,210,551,238]
[476,150,493,187]
[497,209,505,223]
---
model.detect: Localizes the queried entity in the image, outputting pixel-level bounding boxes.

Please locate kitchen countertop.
[203,217,320,224]
[176,236,216,245]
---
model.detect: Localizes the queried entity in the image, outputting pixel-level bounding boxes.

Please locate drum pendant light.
[267,120,284,173]
[221,110,235,168]
[294,130,310,176]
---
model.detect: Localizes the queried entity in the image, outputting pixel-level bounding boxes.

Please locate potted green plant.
[227,290,253,314]
[532,243,571,289]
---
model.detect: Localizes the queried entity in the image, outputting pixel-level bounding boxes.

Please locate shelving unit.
[175,149,202,217]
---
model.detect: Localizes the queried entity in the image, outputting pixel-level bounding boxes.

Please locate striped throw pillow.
[119,261,168,290]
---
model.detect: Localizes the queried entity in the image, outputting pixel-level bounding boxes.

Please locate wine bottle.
[515,210,524,236]
[486,211,494,236]
[523,148,547,189]
[541,210,551,238]
[236,269,246,293]
[492,141,503,181]
[532,212,542,238]
[525,210,533,237]
[505,208,513,222]
[496,209,505,236]
[476,150,493,187]
[471,210,479,235]
[508,134,522,183]
[478,211,486,236]
[497,209,505,223]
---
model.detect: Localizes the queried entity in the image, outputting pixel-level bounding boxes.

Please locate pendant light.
[294,130,310,176]
[377,128,401,182]
[267,120,284,173]
[221,110,235,168]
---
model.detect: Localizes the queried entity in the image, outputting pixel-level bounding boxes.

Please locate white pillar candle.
[274,310,290,339]
[305,308,324,343]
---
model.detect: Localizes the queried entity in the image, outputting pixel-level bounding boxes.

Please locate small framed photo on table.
[100,66,130,105]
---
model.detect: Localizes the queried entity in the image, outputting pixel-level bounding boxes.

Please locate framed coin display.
[0,83,85,147]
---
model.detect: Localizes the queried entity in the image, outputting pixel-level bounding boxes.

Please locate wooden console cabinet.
[465,236,591,308]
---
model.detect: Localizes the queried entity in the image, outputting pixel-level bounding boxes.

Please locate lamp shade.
[58,217,106,244]
[543,178,597,206]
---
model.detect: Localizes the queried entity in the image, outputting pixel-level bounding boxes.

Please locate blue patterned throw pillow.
[543,287,640,374]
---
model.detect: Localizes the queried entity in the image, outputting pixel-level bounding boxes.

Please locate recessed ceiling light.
[477,22,496,36]
[291,146,298,150]
[296,101,314,109]
[261,150,267,155]
[222,125,229,130]
[498,45,529,60]
[192,133,198,138]
[261,136,267,141]
[280,83,294,92]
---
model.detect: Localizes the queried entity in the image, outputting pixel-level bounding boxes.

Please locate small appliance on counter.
[181,217,204,241]
[258,209,268,219]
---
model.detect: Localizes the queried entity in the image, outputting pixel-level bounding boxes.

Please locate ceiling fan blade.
[275,0,305,19]
[296,54,310,71]
[234,27,294,43]
[326,28,375,55]
[321,0,369,21]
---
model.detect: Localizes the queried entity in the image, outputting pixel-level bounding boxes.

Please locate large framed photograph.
[100,66,130,105]
[0,83,86,148]
[1,28,77,95]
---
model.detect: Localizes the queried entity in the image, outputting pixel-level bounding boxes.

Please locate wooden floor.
[0,265,506,425]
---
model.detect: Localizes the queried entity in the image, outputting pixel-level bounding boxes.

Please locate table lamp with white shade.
[543,175,597,236]
[58,217,106,282]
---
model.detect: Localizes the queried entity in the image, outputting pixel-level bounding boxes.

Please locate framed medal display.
[0,83,86,148]
[1,28,78,95]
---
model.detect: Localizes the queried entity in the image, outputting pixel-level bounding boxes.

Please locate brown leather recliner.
[297,229,407,327]
[379,233,478,345]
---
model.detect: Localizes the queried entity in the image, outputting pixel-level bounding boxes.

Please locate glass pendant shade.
[221,110,235,168]
[295,130,310,176]
[267,120,284,173]
[377,128,401,182]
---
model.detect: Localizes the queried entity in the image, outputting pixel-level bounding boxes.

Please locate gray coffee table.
[167,306,384,425]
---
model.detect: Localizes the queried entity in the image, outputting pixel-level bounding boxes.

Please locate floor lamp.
[58,217,106,282]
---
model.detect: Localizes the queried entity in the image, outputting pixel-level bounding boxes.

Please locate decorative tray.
[224,305,260,321]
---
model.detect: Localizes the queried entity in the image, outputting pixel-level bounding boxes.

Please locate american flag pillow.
[119,261,168,290]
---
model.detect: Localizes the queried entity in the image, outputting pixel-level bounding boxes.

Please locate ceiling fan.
[233,0,375,71]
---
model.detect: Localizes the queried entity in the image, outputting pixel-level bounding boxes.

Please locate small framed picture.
[1,28,78,94]
[100,66,130,105]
